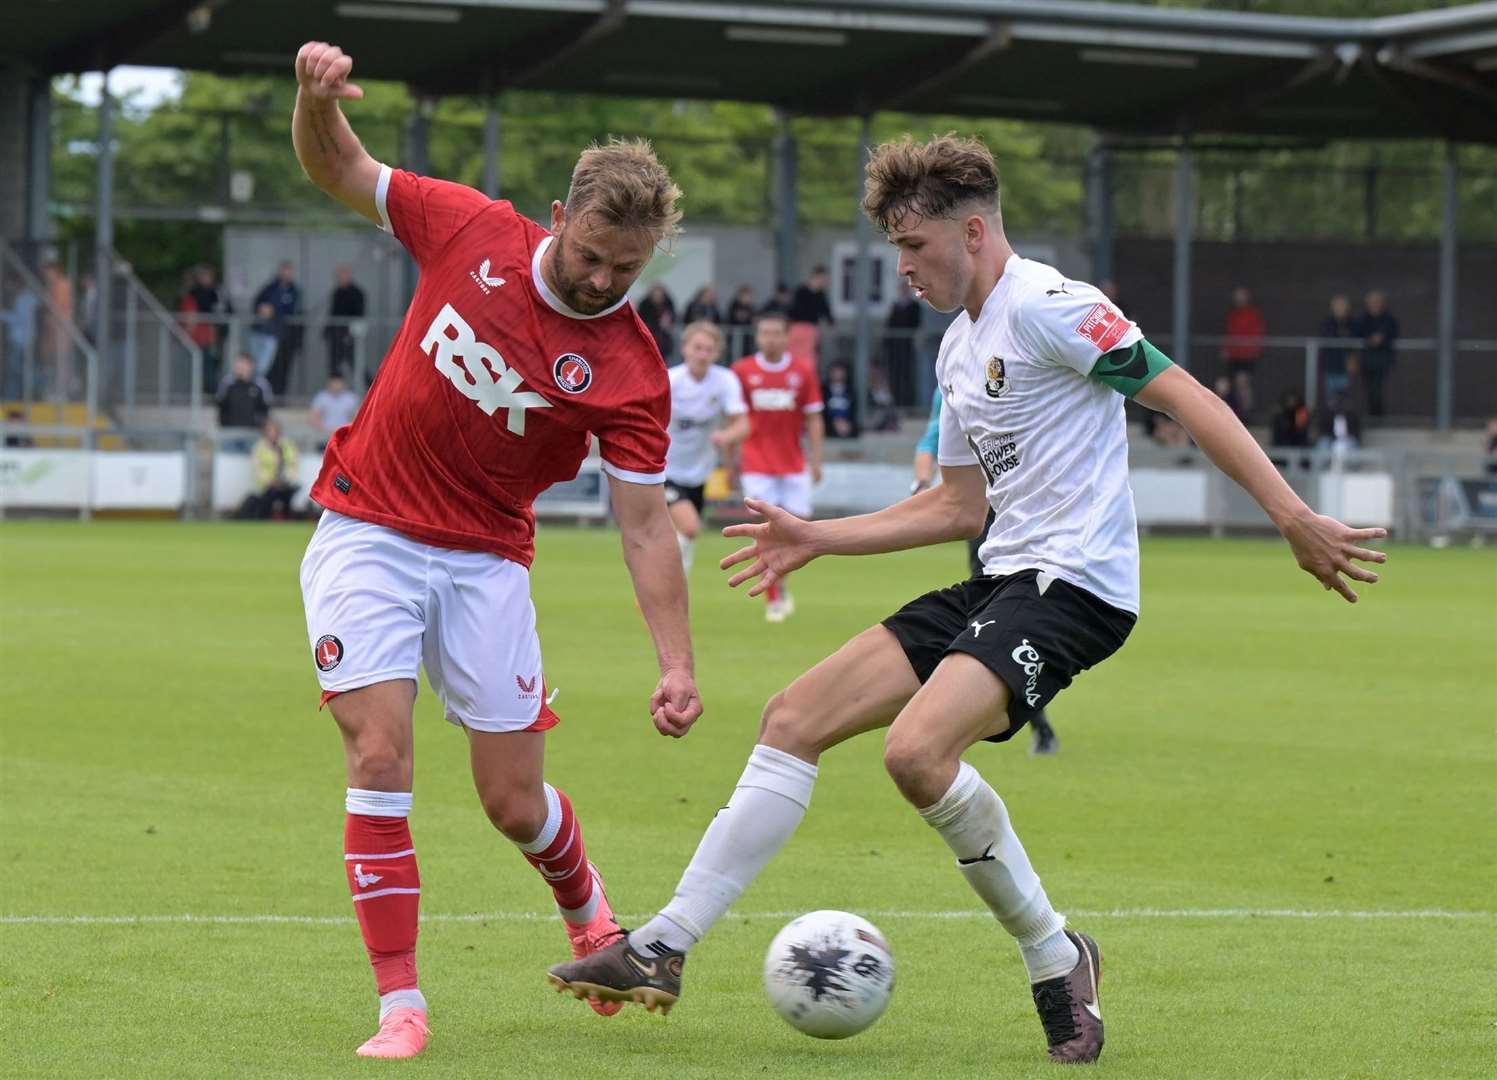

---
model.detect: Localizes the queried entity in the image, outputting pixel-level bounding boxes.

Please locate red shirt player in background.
[291,41,702,1059]
[730,311,824,623]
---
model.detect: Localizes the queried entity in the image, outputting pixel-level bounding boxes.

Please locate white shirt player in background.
[548,133,1387,1066]
[664,321,749,576]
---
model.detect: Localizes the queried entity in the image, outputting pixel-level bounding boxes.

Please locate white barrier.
[211,451,324,514]
[0,450,185,510]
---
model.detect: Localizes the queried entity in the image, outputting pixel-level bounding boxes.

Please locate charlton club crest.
[314,634,344,672]
[552,353,592,394]
[985,356,1009,399]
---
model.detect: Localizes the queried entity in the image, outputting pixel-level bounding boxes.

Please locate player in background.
[548,134,1386,1064]
[291,42,703,1059]
[913,388,1058,755]
[665,321,749,576]
[731,312,824,622]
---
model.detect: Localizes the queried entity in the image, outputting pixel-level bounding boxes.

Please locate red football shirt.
[311,166,670,567]
[731,352,823,475]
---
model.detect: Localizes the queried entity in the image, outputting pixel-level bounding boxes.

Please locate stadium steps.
[3,401,123,449]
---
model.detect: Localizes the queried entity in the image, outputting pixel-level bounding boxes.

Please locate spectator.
[788,265,833,366]
[310,371,361,448]
[884,281,922,405]
[77,271,99,345]
[1315,392,1362,454]
[1485,418,1497,476]
[637,283,677,360]
[41,262,74,398]
[324,265,366,377]
[1357,289,1399,419]
[186,264,231,388]
[241,416,300,520]
[726,284,757,327]
[1220,285,1265,416]
[760,282,792,318]
[1212,373,1243,420]
[1317,293,1357,404]
[822,360,860,439]
[1270,390,1312,449]
[683,285,722,325]
[867,365,901,432]
[247,302,280,380]
[1,273,39,400]
[217,352,272,437]
[1145,410,1192,449]
[1099,277,1128,314]
[725,284,758,359]
[3,403,32,446]
[255,261,302,396]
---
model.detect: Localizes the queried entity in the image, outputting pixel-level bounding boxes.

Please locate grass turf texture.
[2,521,1493,1079]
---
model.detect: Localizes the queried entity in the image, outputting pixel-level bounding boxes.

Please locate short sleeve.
[1011,282,1143,377]
[596,378,670,485]
[937,392,976,467]
[799,362,824,413]
[376,164,492,264]
[719,369,747,415]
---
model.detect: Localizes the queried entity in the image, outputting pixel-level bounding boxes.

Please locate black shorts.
[663,481,705,514]
[881,570,1135,743]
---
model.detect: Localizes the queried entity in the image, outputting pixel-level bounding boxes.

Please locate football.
[763,911,895,1039]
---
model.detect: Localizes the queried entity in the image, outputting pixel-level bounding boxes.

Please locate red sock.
[345,811,420,994]
[766,580,781,604]
[519,787,594,913]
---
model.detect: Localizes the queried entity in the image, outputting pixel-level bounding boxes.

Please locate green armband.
[1089,339,1173,398]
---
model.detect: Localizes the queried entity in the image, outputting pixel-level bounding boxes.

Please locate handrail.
[109,249,205,426]
[0,238,104,520]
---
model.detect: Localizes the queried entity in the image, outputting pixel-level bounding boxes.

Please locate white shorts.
[299,510,558,734]
[741,471,814,519]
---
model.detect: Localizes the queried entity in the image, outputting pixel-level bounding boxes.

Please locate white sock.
[677,532,695,573]
[919,761,1078,983]
[378,988,428,1020]
[629,745,817,954]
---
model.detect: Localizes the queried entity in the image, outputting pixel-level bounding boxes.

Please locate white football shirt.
[936,255,1145,614]
[665,363,747,486]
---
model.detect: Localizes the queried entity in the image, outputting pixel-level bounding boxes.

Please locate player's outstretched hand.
[650,668,702,739]
[295,42,364,102]
[719,497,818,598]
[1280,510,1387,603]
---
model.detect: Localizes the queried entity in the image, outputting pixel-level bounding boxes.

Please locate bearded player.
[291,42,702,1058]
[548,135,1386,1064]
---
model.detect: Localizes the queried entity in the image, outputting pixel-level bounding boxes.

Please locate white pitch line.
[1,908,1492,927]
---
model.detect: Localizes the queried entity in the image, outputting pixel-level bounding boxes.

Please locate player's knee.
[478,786,548,843]
[758,690,816,757]
[882,730,940,801]
[348,736,410,791]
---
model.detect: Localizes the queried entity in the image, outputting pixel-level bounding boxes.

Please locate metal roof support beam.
[870,22,1012,113]
[93,71,114,353]
[498,0,628,89]
[852,114,874,430]
[1171,140,1192,372]
[1437,145,1458,433]
[25,76,52,247]
[1085,141,1113,287]
[772,110,798,296]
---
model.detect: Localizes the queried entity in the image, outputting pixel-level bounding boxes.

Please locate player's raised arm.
[1134,363,1387,602]
[292,42,382,225]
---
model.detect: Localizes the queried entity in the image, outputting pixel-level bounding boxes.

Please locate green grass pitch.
[2,521,1494,1079]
